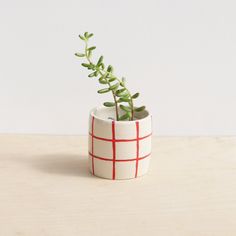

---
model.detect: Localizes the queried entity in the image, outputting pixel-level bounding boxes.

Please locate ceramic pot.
[88,106,152,180]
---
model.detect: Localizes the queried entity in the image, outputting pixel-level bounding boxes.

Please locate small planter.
[75,32,152,179]
[88,106,152,180]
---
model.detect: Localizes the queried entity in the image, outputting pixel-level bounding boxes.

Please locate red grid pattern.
[91,116,95,175]
[112,121,116,180]
[135,121,139,178]
[89,116,151,179]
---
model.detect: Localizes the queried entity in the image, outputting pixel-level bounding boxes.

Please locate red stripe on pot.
[112,121,116,180]
[89,132,152,142]
[135,121,139,178]
[91,116,95,175]
[88,152,151,162]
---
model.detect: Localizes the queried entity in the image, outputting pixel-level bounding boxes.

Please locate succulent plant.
[75,32,145,121]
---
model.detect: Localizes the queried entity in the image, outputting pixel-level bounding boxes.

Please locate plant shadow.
[29,153,92,178]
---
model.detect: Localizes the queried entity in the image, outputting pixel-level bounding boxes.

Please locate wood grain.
[0,135,236,236]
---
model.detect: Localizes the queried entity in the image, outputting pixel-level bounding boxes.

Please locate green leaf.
[117,93,129,98]
[120,77,126,87]
[100,63,105,69]
[75,53,85,57]
[88,72,96,77]
[81,63,90,68]
[120,104,132,112]
[119,112,131,121]
[107,65,113,73]
[116,89,128,97]
[99,79,107,84]
[135,106,146,112]
[116,88,126,94]
[118,97,130,102]
[87,33,94,38]
[82,63,95,69]
[132,93,139,99]
[97,88,110,94]
[87,46,96,51]
[79,35,85,40]
[110,82,120,90]
[97,56,103,66]
[103,102,115,107]
[99,78,108,84]
[107,74,115,79]
[84,32,89,38]
[87,64,95,69]
[108,77,116,82]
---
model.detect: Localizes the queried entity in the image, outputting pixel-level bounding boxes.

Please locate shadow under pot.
[88,106,152,180]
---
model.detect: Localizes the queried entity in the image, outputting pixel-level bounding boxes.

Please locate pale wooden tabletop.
[0,135,236,236]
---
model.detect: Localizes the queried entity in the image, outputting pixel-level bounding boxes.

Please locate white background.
[0,0,236,135]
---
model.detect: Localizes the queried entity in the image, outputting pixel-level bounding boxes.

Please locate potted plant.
[75,32,152,180]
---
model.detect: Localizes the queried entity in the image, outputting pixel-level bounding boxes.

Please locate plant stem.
[98,70,135,120]
[98,71,119,121]
[84,41,119,120]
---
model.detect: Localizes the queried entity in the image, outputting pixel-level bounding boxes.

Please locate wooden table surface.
[0,135,236,236]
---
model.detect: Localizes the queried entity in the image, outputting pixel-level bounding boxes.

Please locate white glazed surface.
[88,107,152,180]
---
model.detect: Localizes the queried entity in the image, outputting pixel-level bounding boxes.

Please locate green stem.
[84,41,119,121]
[99,70,135,120]
[98,71,119,121]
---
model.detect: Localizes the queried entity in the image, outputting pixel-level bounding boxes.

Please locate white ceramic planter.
[88,106,152,180]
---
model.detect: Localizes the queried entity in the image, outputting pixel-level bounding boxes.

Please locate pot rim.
[90,106,151,124]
